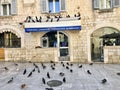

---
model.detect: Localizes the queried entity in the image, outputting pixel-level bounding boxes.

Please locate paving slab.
[0,62,120,90]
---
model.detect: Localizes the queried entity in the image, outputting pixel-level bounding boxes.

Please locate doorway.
[91,27,120,62]
[42,31,69,61]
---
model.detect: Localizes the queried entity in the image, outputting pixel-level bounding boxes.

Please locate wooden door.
[0,48,5,61]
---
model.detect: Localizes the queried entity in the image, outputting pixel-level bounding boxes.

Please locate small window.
[0,0,17,16]
[2,4,7,15]
[41,0,66,13]
[113,0,120,7]
[2,4,11,16]
[99,0,112,9]
[93,0,113,10]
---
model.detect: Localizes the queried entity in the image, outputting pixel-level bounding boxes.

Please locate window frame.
[1,3,11,16]
[93,0,120,10]
[99,0,113,10]
[113,0,120,7]
[41,0,66,13]
[0,0,17,16]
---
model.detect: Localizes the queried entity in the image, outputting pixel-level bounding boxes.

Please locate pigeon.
[70,69,73,73]
[56,18,59,22]
[61,62,63,64]
[33,63,38,68]
[45,88,54,90]
[46,18,49,22]
[51,67,55,70]
[101,79,107,84]
[32,19,35,23]
[59,72,65,76]
[47,15,50,19]
[42,78,46,84]
[63,77,66,83]
[66,66,69,69]
[42,65,46,69]
[47,72,50,79]
[87,70,92,74]
[23,69,27,75]
[117,72,120,76]
[66,15,70,18]
[37,67,40,73]
[39,19,42,22]
[78,65,82,68]
[70,63,73,66]
[50,18,53,22]
[14,63,18,66]
[74,14,76,17]
[32,68,35,72]
[27,72,32,77]
[39,16,42,20]
[21,84,26,89]
[4,67,9,70]
[62,64,65,67]
[78,17,81,20]
[41,63,46,69]
[36,16,39,22]
[77,12,81,17]
[49,10,51,13]
[66,62,69,66]
[54,15,58,18]
[7,77,13,83]
[89,63,93,65]
[53,63,55,66]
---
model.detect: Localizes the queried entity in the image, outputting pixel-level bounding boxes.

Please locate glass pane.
[55,0,60,12]
[0,33,4,47]
[1,32,21,48]
[3,5,7,15]
[49,0,54,13]
[100,0,111,9]
[42,31,57,47]
[59,33,68,47]
[9,4,11,15]
[60,48,69,56]
[60,0,65,11]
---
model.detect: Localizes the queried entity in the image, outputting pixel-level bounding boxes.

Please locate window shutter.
[60,0,66,11]
[113,0,120,7]
[41,0,48,13]
[0,3,1,16]
[11,0,17,15]
[93,0,99,9]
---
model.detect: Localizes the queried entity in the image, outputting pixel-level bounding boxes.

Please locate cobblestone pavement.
[0,62,120,90]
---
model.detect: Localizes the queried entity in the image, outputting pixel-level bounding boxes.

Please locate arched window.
[0,32,21,48]
[42,31,69,61]
[42,31,68,48]
[91,27,120,62]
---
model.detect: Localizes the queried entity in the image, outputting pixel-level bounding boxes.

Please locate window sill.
[95,8,113,13]
[41,11,66,15]
[0,15,12,17]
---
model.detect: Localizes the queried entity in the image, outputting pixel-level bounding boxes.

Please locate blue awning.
[25,26,81,32]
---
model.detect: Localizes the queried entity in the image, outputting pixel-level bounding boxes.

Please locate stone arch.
[0,25,22,38]
[87,23,120,63]
[0,25,24,47]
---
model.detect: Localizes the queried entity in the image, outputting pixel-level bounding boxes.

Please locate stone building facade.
[0,0,120,63]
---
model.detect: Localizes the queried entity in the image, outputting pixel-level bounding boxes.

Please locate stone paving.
[0,62,120,90]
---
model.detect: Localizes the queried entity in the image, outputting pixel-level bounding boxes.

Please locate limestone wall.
[0,0,120,63]
[104,46,120,63]
[5,48,58,62]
